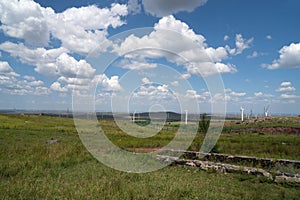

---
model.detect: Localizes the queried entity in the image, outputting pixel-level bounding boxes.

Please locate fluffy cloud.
[50,82,68,92]
[128,0,142,14]
[0,1,129,97]
[170,81,179,86]
[56,53,95,78]
[280,94,299,99]
[46,3,128,54]
[132,83,175,101]
[254,92,273,98]
[205,92,231,103]
[142,0,207,17]
[0,0,128,54]
[0,0,49,46]
[142,77,152,84]
[247,51,267,59]
[180,73,191,79]
[264,43,300,69]
[114,15,236,76]
[242,92,274,105]
[114,15,207,55]
[186,62,237,77]
[184,89,206,101]
[228,34,253,55]
[181,88,246,104]
[0,61,13,73]
[101,75,122,92]
[222,88,246,102]
[224,35,229,41]
[0,43,121,94]
[93,74,122,92]
[280,82,292,87]
[229,91,246,97]
[0,42,95,79]
[0,41,102,94]
[57,77,90,86]
[0,72,50,96]
[0,42,69,77]
[51,74,122,93]
[24,75,35,81]
[117,59,157,70]
[276,81,298,101]
[235,34,254,55]
[0,61,19,76]
[247,51,258,59]
[276,81,296,92]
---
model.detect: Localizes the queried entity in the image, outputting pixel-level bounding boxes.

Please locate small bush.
[198,113,210,134]
[210,144,221,153]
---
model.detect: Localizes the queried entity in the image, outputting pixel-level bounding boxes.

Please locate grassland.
[1,114,300,199]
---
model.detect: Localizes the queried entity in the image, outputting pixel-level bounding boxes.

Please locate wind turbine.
[264,105,270,117]
[240,106,245,121]
[132,110,136,123]
[185,110,188,125]
[248,109,253,119]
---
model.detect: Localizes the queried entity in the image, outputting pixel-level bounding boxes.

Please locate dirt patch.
[228,127,300,134]
[127,147,162,153]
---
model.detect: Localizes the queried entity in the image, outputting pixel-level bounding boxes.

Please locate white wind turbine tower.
[185,110,188,125]
[247,109,253,119]
[264,105,270,117]
[240,106,245,121]
[132,110,136,123]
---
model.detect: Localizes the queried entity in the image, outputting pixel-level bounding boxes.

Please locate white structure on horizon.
[132,110,136,123]
[249,109,253,119]
[185,110,188,125]
[264,105,270,117]
[240,107,245,121]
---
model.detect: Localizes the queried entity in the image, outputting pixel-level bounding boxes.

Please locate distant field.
[100,116,300,160]
[0,114,300,199]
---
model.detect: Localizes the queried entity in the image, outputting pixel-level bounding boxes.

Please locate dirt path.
[126,147,162,153]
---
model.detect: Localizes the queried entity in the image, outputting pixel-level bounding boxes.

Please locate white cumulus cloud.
[276,81,296,92]
[264,43,300,69]
[118,59,158,70]
[128,0,142,14]
[94,74,122,92]
[142,0,207,17]
[0,42,95,79]
[281,82,292,87]
[280,94,299,99]
[0,42,69,77]
[0,61,19,76]
[114,15,236,77]
[224,35,229,41]
[266,35,272,40]
[0,72,50,96]
[228,34,253,55]
[46,3,128,55]
[0,0,50,46]
[142,77,152,85]
[50,82,68,92]
[0,0,128,54]
[56,53,95,79]
[254,92,268,97]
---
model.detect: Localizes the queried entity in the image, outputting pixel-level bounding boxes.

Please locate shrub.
[197,113,210,134]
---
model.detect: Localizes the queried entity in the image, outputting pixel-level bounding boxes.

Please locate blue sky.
[0,0,299,115]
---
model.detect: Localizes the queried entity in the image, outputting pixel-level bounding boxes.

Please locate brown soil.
[126,147,162,153]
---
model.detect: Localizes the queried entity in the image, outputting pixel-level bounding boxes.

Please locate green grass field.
[1,114,300,199]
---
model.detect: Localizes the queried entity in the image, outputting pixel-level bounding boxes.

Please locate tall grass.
[0,114,300,199]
